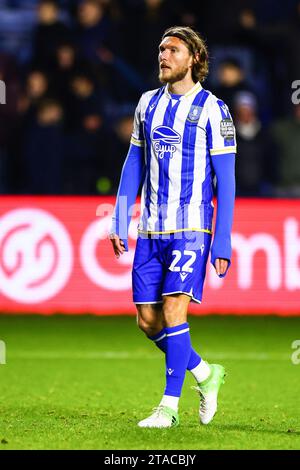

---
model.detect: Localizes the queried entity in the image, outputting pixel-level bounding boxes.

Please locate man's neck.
[168,77,197,96]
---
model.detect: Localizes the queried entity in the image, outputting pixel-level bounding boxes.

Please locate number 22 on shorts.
[169,250,196,273]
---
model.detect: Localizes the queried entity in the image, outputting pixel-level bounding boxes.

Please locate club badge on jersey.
[187,105,203,123]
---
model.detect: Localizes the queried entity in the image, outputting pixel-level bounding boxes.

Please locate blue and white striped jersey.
[131,81,236,234]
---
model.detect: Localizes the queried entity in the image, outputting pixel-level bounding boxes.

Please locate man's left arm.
[206,97,236,278]
[211,152,236,277]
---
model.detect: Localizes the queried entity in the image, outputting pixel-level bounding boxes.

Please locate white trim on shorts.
[162,291,202,304]
[134,300,163,304]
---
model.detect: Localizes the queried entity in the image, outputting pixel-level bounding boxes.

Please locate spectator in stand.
[52,41,77,103]
[194,0,254,46]
[76,0,114,63]
[19,69,51,126]
[53,41,107,116]
[0,52,20,193]
[25,68,50,102]
[61,65,107,194]
[23,98,64,194]
[51,41,93,118]
[64,108,109,194]
[234,91,276,197]
[121,0,178,88]
[32,0,72,68]
[213,58,256,118]
[11,68,54,193]
[236,3,300,117]
[7,67,51,194]
[270,104,300,198]
[284,1,300,88]
[67,70,104,131]
[74,0,123,103]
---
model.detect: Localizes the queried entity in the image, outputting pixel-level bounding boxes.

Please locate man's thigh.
[132,237,164,304]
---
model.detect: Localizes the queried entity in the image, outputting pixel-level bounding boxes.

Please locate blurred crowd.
[0,0,300,197]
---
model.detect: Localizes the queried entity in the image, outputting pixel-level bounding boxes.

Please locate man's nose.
[160,50,169,61]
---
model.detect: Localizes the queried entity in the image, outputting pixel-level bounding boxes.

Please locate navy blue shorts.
[132,231,212,304]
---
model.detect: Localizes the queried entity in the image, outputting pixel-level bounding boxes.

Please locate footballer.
[110,26,236,428]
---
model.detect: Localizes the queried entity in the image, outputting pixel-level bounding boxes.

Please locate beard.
[158,64,190,84]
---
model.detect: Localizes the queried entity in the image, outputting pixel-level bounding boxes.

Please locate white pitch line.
[6,351,291,361]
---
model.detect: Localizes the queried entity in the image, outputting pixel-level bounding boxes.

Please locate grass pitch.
[0,314,299,450]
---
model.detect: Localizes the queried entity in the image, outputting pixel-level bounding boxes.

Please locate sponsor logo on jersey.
[152,126,181,159]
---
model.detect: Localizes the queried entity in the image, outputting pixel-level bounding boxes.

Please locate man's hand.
[214,258,229,276]
[109,233,126,258]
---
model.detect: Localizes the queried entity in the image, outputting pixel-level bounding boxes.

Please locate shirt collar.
[164,81,202,100]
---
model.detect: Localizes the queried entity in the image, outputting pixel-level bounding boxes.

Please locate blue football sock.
[163,322,192,397]
[149,328,201,370]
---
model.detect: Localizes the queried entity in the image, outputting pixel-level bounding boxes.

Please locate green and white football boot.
[138,405,179,428]
[193,363,226,425]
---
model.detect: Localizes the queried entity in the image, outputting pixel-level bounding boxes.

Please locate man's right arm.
[110,95,145,256]
[110,142,145,256]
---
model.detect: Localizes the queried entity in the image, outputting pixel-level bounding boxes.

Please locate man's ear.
[194,51,200,64]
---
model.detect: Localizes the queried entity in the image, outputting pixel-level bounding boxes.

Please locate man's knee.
[137,317,160,336]
[136,305,163,336]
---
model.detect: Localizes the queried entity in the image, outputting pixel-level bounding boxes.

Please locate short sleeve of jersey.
[130,95,145,148]
[206,97,237,156]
